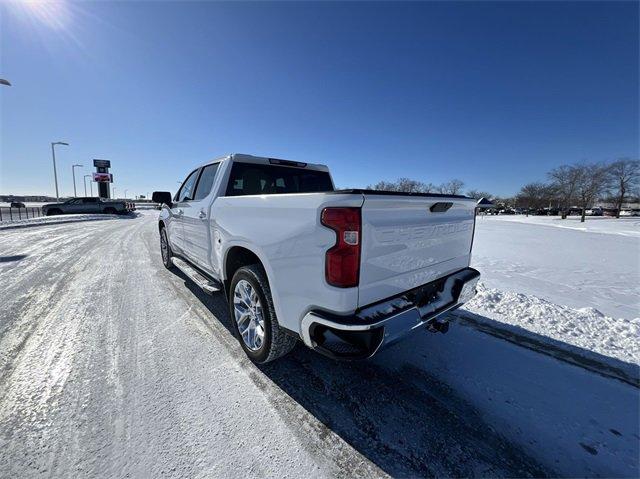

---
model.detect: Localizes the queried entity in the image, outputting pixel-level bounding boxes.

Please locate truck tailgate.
[358,194,476,307]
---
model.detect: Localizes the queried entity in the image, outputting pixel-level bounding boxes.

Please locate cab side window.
[193,163,220,201]
[176,169,199,202]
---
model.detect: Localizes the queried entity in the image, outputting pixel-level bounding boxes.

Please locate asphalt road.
[0,211,551,478]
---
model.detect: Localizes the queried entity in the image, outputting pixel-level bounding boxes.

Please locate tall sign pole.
[93,159,112,198]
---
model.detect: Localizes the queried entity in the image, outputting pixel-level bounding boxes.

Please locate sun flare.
[10,0,71,30]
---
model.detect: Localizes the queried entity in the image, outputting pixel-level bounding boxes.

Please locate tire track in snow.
[1,213,372,478]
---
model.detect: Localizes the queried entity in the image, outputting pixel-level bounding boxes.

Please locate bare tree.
[607,158,640,218]
[396,178,427,193]
[438,179,465,195]
[368,178,429,193]
[517,182,549,215]
[548,165,581,219]
[369,180,399,192]
[423,182,438,193]
[368,177,467,195]
[574,163,609,222]
[466,189,492,200]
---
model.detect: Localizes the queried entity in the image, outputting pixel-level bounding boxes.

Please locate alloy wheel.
[233,279,265,351]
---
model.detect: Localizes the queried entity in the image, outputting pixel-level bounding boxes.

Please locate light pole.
[124,189,128,199]
[72,164,83,197]
[112,186,116,198]
[51,142,69,202]
[84,174,92,196]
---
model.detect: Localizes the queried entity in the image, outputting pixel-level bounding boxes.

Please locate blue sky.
[1,1,638,197]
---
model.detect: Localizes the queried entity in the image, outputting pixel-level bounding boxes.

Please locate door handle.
[198,210,207,220]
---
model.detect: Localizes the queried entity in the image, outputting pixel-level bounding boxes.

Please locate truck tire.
[229,264,297,363]
[159,227,174,270]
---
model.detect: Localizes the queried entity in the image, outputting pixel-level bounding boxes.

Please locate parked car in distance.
[10,201,26,208]
[42,197,134,216]
[567,207,582,216]
[153,153,480,364]
[620,209,640,216]
[585,207,603,216]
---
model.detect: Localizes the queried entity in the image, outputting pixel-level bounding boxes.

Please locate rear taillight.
[321,207,361,288]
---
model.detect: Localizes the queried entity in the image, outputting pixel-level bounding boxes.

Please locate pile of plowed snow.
[461,283,639,365]
[0,214,120,230]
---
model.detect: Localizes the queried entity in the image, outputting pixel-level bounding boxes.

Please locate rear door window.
[225,162,333,196]
[193,163,220,200]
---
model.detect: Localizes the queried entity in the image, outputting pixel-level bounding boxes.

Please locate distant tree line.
[367,178,466,195]
[367,158,640,222]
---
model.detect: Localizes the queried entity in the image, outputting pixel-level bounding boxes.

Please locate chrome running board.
[171,257,221,294]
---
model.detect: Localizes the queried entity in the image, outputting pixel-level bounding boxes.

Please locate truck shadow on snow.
[173,270,554,478]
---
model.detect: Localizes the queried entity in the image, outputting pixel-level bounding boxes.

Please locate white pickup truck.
[153,154,480,363]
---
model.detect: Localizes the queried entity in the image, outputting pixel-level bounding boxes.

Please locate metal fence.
[0,206,44,222]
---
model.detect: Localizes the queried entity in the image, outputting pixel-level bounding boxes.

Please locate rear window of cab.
[225,162,333,196]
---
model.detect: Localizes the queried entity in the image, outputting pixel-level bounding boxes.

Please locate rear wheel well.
[225,247,263,295]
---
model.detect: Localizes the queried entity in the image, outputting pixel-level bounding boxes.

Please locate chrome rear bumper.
[300,267,480,359]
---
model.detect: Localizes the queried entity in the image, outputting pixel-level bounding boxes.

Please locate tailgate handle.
[430,202,453,213]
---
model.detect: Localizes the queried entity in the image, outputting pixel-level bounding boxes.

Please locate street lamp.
[51,142,69,202]
[71,164,83,197]
[0,79,11,86]
[84,174,93,197]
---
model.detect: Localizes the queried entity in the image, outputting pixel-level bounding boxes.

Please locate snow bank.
[0,214,120,230]
[463,283,639,366]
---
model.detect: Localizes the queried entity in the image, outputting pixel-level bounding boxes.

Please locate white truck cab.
[154,154,480,363]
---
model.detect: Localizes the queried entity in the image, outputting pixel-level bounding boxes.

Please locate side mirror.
[152,191,173,208]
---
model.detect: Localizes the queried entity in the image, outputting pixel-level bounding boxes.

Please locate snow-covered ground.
[463,215,640,366]
[479,214,640,237]
[0,213,122,229]
[0,211,638,478]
